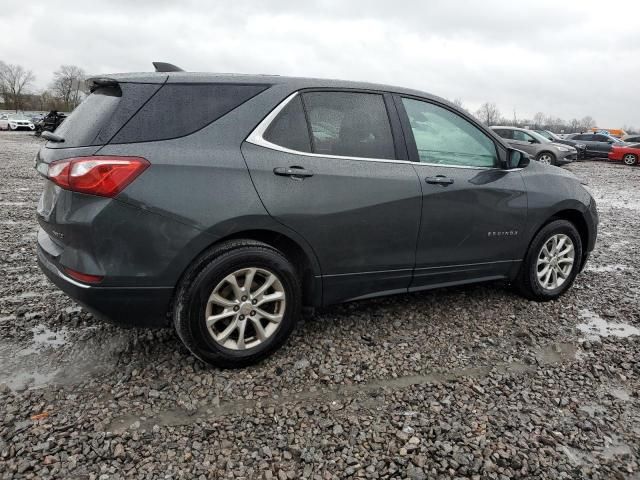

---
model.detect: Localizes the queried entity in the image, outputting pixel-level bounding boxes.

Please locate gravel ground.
[0,131,639,479]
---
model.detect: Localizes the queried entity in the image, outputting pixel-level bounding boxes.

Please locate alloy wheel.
[205,267,286,350]
[536,234,575,290]
[623,154,637,166]
[538,154,552,165]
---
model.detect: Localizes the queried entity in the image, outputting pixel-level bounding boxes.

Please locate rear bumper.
[38,245,172,328]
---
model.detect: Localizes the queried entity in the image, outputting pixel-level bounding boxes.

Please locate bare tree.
[579,116,596,132]
[475,102,501,126]
[532,112,545,129]
[50,65,87,111]
[451,98,464,109]
[0,61,35,111]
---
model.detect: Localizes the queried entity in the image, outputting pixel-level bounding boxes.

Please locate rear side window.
[302,92,396,159]
[113,83,268,144]
[263,96,311,152]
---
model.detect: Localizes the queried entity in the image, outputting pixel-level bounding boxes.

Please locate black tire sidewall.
[176,246,301,368]
[522,220,582,300]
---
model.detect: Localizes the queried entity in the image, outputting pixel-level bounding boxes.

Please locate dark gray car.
[491,126,578,166]
[566,133,627,158]
[35,65,598,367]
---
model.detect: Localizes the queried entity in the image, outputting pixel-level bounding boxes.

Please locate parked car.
[608,143,640,166]
[622,134,640,143]
[565,132,626,158]
[34,111,67,136]
[490,126,578,165]
[35,65,598,367]
[1,113,35,131]
[533,129,587,160]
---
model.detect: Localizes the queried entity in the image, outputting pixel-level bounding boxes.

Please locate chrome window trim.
[245,91,500,171]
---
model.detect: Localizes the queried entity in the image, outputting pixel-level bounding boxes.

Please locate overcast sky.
[1,0,638,127]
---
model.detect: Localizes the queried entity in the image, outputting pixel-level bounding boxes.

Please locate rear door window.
[301,91,396,159]
[493,129,513,140]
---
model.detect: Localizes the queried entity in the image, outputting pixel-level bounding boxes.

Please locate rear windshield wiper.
[41,131,65,143]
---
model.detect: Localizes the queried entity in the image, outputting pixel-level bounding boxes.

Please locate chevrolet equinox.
[36,63,598,367]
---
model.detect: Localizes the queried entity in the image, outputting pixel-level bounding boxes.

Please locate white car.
[0,113,35,131]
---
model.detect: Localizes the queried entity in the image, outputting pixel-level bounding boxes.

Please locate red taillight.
[47,156,150,197]
[63,268,104,284]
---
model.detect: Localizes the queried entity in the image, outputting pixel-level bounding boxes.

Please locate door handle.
[425,175,454,186]
[273,166,314,178]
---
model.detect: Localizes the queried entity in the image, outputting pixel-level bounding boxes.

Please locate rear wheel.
[515,219,582,301]
[536,152,556,166]
[173,240,301,368]
[623,153,638,166]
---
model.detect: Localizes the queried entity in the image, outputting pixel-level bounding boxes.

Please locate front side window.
[301,92,396,159]
[402,98,498,167]
[512,130,535,142]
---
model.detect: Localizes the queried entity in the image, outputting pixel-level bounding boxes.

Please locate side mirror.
[507,149,530,169]
[528,138,537,144]
[607,140,614,144]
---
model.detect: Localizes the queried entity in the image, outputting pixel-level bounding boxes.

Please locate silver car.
[491,126,577,166]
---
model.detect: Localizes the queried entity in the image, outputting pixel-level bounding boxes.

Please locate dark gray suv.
[36,65,598,367]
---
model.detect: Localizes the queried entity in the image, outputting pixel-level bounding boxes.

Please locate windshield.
[535,130,556,141]
[8,114,29,120]
[528,130,551,143]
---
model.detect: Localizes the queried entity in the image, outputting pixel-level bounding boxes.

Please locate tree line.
[469,101,636,135]
[0,61,87,113]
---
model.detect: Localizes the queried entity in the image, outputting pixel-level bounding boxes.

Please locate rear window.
[49,82,269,148]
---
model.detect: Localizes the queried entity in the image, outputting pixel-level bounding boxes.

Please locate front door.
[242,90,422,305]
[395,96,528,290]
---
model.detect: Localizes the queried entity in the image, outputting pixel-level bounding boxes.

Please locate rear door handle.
[273,166,314,178]
[425,175,454,186]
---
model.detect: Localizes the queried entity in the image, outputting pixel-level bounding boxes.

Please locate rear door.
[593,134,614,157]
[242,90,422,305]
[395,96,528,289]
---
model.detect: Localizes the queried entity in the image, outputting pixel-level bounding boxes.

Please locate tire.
[173,239,301,368]
[514,219,583,301]
[622,154,638,166]
[536,151,556,166]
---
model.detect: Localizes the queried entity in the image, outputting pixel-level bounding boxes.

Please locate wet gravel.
[0,131,639,479]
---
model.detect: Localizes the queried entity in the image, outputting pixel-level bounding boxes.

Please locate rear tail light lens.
[47,156,150,197]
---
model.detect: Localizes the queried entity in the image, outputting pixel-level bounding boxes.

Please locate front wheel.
[536,152,556,166]
[514,220,583,301]
[173,240,301,368]
[623,154,638,166]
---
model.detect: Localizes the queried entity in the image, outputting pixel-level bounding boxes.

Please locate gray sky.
[1,0,638,127]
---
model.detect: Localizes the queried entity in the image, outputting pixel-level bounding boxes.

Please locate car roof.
[87,71,452,106]
[491,125,526,130]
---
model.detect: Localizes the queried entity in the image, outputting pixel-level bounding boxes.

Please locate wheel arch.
[173,227,322,311]
[528,208,591,271]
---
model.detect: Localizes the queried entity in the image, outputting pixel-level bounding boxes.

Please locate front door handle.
[425,175,454,186]
[273,166,314,179]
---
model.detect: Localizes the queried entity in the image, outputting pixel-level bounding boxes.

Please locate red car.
[609,143,640,166]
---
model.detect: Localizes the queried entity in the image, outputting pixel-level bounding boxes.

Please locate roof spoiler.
[153,62,184,72]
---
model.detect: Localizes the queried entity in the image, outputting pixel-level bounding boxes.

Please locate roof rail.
[152,62,184,73]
